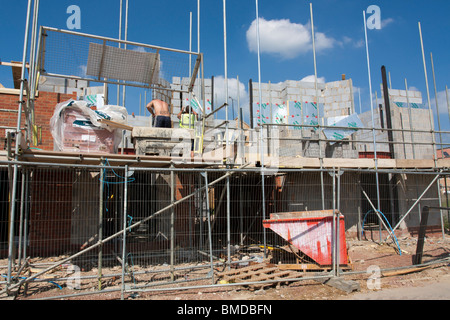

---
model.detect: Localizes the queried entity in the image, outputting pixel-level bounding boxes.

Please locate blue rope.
[100,158,136,185]
[362,209,402,255]
[100,158,135,213]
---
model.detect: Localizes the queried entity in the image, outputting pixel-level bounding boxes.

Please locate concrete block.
[260,83,270,90]
[287,87,300,95]
[299,81,315,89]
[285,80,298,87]
[304,88,316,96]
[172,77,181,85]
[327,81,340,88]
[270,83,282,91]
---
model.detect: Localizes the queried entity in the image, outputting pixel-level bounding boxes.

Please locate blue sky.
[1,0,449,129]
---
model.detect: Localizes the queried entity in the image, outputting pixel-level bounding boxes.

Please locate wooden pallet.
[217,263,302,290]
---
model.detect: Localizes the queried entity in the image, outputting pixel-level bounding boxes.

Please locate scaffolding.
[0,2,449,301]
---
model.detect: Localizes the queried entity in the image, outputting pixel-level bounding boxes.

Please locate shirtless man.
[146,99,172,128]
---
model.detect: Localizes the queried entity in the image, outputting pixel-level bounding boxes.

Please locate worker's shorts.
[154,116,172,128]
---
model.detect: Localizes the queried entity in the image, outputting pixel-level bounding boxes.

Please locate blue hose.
[1,274,62,290]
[362,209,402,255]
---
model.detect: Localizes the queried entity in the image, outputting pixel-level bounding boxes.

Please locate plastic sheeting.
[50,100,128,154]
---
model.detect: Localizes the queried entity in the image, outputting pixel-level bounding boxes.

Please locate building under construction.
[0,5,449,300]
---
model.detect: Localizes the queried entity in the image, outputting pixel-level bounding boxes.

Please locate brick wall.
[0,90,76,150]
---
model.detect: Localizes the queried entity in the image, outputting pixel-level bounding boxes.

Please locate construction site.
[0,1,449,301]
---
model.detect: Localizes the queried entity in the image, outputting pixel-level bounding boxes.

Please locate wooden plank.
[97,119,133,131]
[322,158,375,168]
[277,263,326,271]
[396,159,435,168]
[381,265,431,277]
[12,65,22,89]
[0,61,30,68]
[436,158,450,168]
[277,156,321,168]
[377,159,396,168]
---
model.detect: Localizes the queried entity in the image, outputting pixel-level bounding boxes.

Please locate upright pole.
[256,0,267,258]
[404,79,416,159]
[203,172,215,284]
[419,23,443,238]
[389,72,392,89]
[98,163,104,291]
[363,10,382,239]
[226,173,231,269]
[310,3,319,123]
[358,87,362,114]
[430,53,443,155]
[170,165,175,281]
[7,0,33,290]
[17,171,26,269]
[223,0,229,146]
[189,11,193,128]
[222,0,232,269]
[197,0,202,114]
[120,165,128,300]
[381,66,395,158]
[189,12,192,76]
[117,0,123,105]
[418,22,437,160]
[332,170,336,276]
[364,11,378,161]
[446,85,450,124]
[28,0,40,144]
[122,0,129,107]
[197,0,200,52]
[446,85,450,225]
[310,3,325,210]
[22,170,30,262]
[249,79,254,128]
[144,90,147,116]
[139,94,142,116]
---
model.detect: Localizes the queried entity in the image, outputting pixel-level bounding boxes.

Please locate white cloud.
[408,86,420,92]
[381,18,394,28]
[246,17,335,60]
[79,64,87,77]
[300,75,325,83]
[341,36,364,48]
[430,89,450,116]
[132,46,147,53]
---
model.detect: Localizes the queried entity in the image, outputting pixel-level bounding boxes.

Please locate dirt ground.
[1,234,449,301]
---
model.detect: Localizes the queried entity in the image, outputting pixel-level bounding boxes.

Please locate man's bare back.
[147,99,172,128]
[146,99,170,117]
